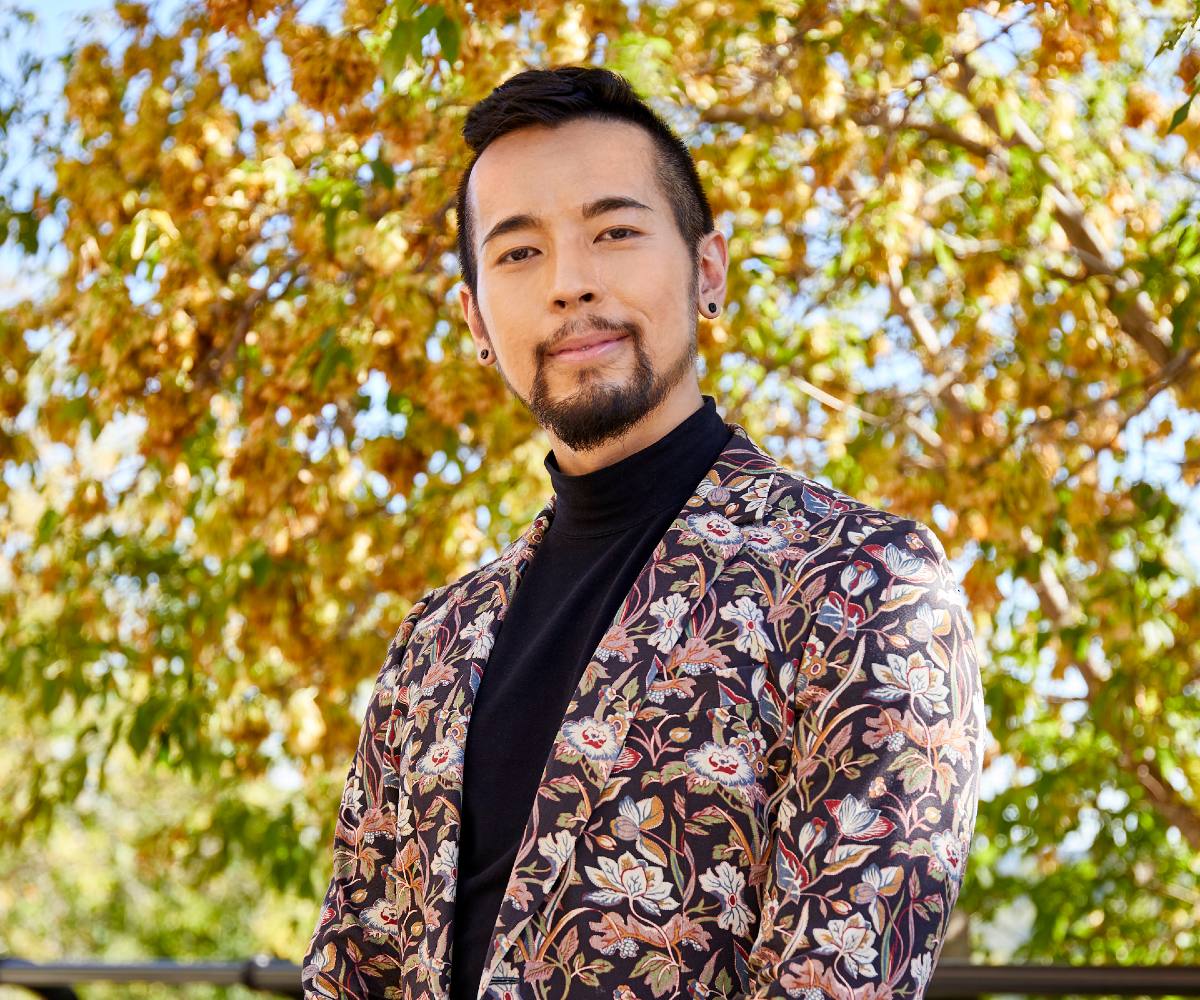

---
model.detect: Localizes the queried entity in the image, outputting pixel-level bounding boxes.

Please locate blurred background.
[0,0,1198,996]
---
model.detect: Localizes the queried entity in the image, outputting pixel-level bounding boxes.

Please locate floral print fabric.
[303,423,986,1000]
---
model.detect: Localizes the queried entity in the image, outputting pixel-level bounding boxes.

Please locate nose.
[549,244,602,311]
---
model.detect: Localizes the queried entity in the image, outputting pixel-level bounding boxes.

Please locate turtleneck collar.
[542,394,732,538]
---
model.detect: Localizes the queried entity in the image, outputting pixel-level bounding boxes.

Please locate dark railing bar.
[930,960,1200,996]
[0,957,301,997]
[7,957,1200,997]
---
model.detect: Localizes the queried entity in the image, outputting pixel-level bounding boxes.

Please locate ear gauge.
[707,302,718,314]
[480,348,489,360]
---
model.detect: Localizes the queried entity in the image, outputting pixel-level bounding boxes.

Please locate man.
[303,66,986,1000]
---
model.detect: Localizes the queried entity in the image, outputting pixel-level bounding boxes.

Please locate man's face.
[459,117,716,452]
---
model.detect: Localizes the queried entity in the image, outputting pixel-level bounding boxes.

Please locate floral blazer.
[303,422,987,1000]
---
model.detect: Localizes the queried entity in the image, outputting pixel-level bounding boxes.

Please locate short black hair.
[454,65,715,299]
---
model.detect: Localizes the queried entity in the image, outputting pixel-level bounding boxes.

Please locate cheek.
[494,341,538,387]
[617,252,693,316]
[613,253,676,300]
[478,297,536,374]
[635,288,694,362]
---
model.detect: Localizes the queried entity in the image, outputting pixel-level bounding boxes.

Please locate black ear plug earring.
[708,302,718,314]
[480,348,489,359]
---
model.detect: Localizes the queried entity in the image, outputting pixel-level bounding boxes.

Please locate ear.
[695,229,728,316]
[459,285,493,363]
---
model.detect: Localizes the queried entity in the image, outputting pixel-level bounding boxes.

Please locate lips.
[550,331,629,356]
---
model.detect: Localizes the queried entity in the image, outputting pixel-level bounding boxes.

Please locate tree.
[1,0,1198,971]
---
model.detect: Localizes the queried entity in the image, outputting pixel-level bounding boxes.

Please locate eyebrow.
[479,196,654,252]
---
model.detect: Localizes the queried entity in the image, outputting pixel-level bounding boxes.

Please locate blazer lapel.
[402,495,556,1000]
[475,422,784,998]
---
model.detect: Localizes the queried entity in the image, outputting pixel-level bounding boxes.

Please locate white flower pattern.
[584,851,679,916]
[719,595,775,660]
[869,649,950,716]
[647,593,689,652]
[699,861,753,936]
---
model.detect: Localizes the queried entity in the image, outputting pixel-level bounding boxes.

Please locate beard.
[478,278,700,452]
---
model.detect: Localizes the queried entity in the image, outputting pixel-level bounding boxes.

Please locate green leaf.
[128,695,161,756]
[313,327,354,391]
[1177,222,1198,261]
[370,157,396,190]
[932,233,959,278]
[323,206,337,252]
[16,209,39,254]
[415,3,444,37]
[381,18,417,84]
[36,508,61,546]
[249,545,273,587]
[728,140,756,179]
[436,14,460,64]
[1153,14,1198,58]
[995,99,1014,140]
[1167,92,1195,134]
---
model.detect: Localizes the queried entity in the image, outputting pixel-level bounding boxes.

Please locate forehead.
[467,118,662,243]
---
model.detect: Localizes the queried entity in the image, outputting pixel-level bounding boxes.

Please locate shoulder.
[388,504,548,651]
[745,460,957,587]
[387,570,476,651]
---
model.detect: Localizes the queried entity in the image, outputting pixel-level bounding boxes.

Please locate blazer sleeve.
[302,593,433,1000]
[740,516,986,1000]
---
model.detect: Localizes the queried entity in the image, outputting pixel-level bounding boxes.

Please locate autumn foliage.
[1,0,1199,970]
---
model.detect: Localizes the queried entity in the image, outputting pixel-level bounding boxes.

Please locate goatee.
[525,322,698,451]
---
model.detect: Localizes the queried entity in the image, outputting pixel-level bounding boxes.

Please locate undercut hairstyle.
[454,65,716,299]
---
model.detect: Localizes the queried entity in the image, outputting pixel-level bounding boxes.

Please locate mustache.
[543,316,638,356]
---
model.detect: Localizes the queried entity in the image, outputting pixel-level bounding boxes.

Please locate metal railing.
[6,956,1200,997]
[0,957,301,998]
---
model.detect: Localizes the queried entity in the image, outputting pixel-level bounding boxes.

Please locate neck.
[543,393,731,537]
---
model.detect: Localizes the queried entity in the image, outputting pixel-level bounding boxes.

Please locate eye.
[496,228,639,266]
[497,246,537,265]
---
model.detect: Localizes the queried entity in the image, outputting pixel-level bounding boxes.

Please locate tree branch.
[944,59,1173,367]
[1034,556,1200,851]
[194,255,304,390]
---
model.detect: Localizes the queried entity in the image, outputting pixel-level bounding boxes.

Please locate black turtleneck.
[449,394,733,1000]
